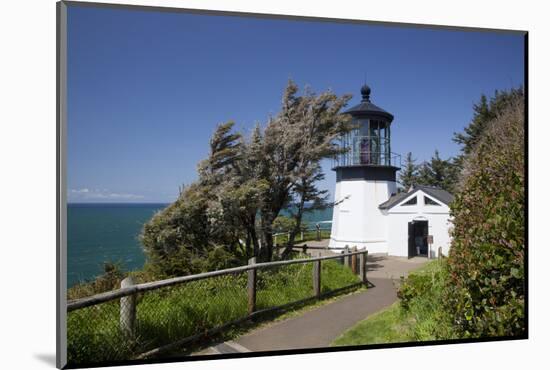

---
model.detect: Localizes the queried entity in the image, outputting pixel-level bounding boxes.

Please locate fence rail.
[272,224,331,244]
[67,248,368,365]
[275,244,349,251]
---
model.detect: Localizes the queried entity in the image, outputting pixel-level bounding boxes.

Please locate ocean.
[67,203,333,287]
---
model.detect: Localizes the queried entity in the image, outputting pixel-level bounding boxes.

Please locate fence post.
[438,246,442,259]
[120,276,136,338]
[248,257,257,315]
[351,246,358,274]
[274,234,277,244]
[359,250,367,284]
[313,253,321,299]
[343,246,350,268]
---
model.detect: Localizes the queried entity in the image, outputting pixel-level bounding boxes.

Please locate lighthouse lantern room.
[329,84,401,253]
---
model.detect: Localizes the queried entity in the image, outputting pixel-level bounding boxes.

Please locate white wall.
[330,179,396,253]
[331,186,452,256]
[387,191,452,257]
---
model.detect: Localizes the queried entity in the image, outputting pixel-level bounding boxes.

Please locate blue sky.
[67,4,524,203]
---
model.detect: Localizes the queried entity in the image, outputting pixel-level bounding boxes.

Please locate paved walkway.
[195,247,427,355]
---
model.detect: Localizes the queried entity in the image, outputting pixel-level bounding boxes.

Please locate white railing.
[273,221,332,244]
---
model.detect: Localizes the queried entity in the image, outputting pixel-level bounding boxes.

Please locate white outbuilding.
[329,84,453,258]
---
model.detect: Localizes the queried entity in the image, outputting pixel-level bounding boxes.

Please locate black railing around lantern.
[333,135,401,168]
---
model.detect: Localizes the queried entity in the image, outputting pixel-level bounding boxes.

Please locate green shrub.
[397,273,432,311]
[139,186,216,278]
[334,260,453,346]
[445,93,525,338]
[68,261,125,300]
[397,260,455,341]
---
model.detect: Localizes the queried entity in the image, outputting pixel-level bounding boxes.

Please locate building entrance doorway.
[408,220,428,258]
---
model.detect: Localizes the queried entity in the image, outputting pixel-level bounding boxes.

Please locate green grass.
[67,258,360,366]
[332,260,455,347]
[332,302,412,346]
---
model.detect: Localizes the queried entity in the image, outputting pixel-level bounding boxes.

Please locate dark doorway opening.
[408,220,428,258]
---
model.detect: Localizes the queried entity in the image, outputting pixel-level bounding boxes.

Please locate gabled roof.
[379,185,454,210]
[378,191,410,210]
[418,186,454,205]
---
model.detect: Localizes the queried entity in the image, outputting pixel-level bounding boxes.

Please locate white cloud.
[70,188,89,193]
[68,188,145,201]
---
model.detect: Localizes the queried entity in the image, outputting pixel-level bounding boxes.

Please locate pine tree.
[197,121,242,184]
[260,80,352,260]
[430,150,447,188]
[453,88,524,159]
[416,161,434,187]
[399,152,418,191]
[414,150,459,193]
[453,95,491,156]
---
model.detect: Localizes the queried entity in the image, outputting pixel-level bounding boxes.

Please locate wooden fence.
[67,248,367,359]
[273,225,331,244]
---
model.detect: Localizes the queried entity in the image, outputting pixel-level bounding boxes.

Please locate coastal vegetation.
[66,82,364,365]
[140,80,353,278]
[67,85,525,363]
[445,90,525,337]
[67,81,352,298]
[334,87,525,345]
[333,260,453,346]
[68,257,360,364]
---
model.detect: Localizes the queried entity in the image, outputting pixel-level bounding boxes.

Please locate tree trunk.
[260,186,291,261]
[242,212,260,259]
[260,213,275,262]
[282,180,307,259]
[282,207,305,259]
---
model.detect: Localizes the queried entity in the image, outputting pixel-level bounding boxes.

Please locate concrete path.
[195,251,427,355]
[234,277,395,351]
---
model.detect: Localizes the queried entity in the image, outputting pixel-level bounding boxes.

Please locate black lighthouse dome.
[344,85,394,122]
[333,83,401,182]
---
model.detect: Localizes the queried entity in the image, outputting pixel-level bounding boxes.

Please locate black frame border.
[56,1,529,369]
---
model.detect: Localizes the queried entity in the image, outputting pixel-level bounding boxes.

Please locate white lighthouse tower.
[329,84,400,253]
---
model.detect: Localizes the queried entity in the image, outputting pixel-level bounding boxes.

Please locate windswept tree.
[141,80,353,275]
[196,122,253,260]
[228,124,270,258]
[197,121,242,185]
[141,122,251,277]
[259,81,352,260]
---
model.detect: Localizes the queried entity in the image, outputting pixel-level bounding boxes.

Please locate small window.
[402,196,417,206]
[424,196,441,206]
